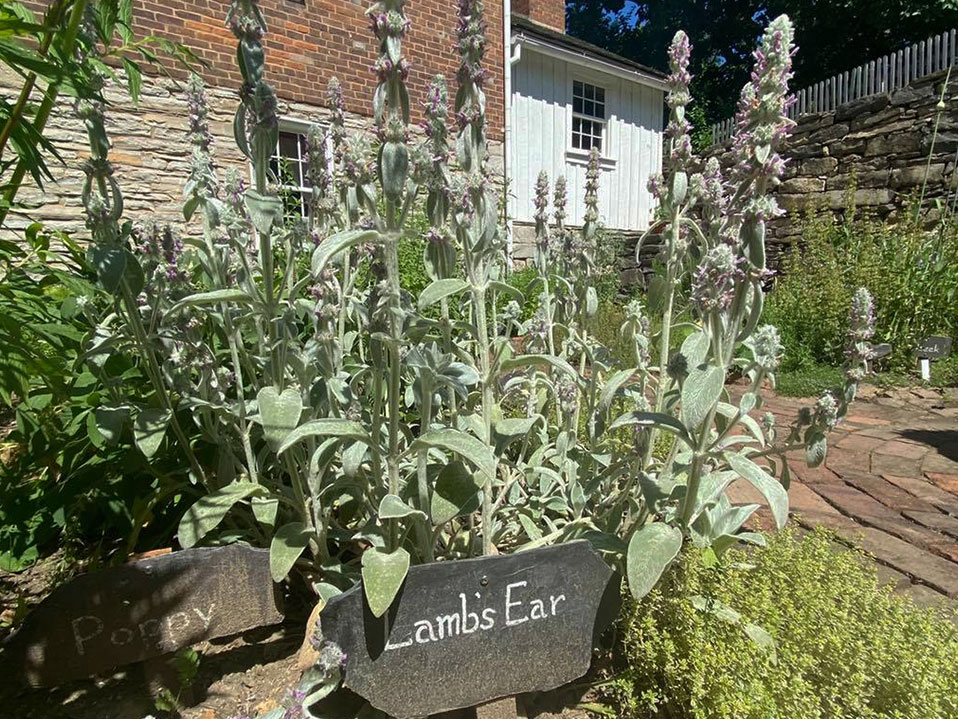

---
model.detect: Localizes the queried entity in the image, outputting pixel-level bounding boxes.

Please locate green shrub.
[608,529,958,719]
[765,210,958,375]
[0,226,193,571]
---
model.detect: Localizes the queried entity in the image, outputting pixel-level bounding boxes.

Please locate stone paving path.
[729,384,958,614]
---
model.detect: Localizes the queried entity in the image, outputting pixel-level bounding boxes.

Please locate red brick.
[882,473,958,515]
[926,471,958,493]
[856,528,958,597]
[21,0,507,139]
[873,439,930,460]
[903,510,958,540]
[844,474,938,513]
[513,0,564,32]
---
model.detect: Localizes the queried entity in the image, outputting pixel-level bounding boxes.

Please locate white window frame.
[565,71,617,167]
[250,117,332,221]
[570,78,606,154]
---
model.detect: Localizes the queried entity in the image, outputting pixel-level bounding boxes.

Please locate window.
[269,125,313,219]
[571,80,605,152]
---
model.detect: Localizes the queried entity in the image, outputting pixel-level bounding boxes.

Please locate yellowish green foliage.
[609,529,958,719]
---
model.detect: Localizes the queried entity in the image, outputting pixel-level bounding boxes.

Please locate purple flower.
[690,243,746,314]
[665,31,693,171]
[731,15,796,202]
[553,175,568,228]
[845,287,876,381]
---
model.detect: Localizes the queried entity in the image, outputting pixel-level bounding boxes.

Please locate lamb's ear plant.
[75,0,874,668]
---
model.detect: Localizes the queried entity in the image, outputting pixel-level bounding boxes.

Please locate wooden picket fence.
[710,28,958,146]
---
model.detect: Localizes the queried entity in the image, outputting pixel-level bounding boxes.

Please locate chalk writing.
[382,583,567,652]
[3,545,282,687]
[320,541,619,718]
[71,602,217,655]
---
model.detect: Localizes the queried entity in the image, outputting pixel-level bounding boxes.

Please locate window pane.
[594,101,605,119]
[279,132,300,160]
[281,158,302,187]
[584,100,594,117]
[595,87,605,104]
[573,96,583,113]
[584,83,594,100]
[572,117,581,132]
[592,135,602,152]
[574,80,583,96]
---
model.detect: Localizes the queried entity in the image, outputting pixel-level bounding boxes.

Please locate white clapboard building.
[506,10,667,258]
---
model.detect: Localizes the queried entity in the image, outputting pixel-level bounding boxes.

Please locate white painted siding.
[510,48,664,230]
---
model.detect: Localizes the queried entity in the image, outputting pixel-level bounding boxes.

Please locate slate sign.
[4,545,283,686]
[320,541,619,718]
[916,336,952,359]
[871,343,892,359]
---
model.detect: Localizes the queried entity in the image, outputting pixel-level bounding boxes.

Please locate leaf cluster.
[607,529,958,719]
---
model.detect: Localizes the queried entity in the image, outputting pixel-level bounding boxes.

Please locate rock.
[824,188,893,209]
[825,170,890,191]
[474,698,520,719]
[890,165,940,188]
[801,157,838,175]
[808,123,850,143]
[891,84,932,106]
[780,177,825,193]
[866,132,919,156]
[835,93,891,120]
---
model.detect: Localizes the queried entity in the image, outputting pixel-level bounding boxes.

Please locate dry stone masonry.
[708,69,958,262]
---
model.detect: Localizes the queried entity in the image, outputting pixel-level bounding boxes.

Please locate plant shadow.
[897,429,958,462]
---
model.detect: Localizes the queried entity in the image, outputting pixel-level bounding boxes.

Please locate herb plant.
[73,0,875,647]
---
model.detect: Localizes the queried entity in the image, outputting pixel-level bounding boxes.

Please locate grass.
[774,364,845,397]
[774,354,958,398]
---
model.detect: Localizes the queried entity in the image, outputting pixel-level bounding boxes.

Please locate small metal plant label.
[320,541,619,718]
[4,545,283,686]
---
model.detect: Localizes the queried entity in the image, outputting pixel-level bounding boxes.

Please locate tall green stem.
[119,281,208,487]
[416,376,435,561]
[0,0,67,160]
[644,260,677,470]
[473,284,496,555]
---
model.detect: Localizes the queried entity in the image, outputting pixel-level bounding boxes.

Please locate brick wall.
[512,0,565,32]
[4,1,506,241]
[22,0,505,138]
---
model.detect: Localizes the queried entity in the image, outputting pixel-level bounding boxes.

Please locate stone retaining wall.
[709,69,958,258]
[0,69,502,243]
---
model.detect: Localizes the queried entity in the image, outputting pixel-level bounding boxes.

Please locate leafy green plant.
[607,529,958,719]
[153,647,201,717]
[774,363,845,398]
[765,207,958,376]
[0,0,202,224]
[0,223,178,571]
[69,8,876,714]
[0,0,214,571]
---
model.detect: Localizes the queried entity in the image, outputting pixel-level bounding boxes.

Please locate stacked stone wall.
[708,69,958,260]
[0,0,505,242]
